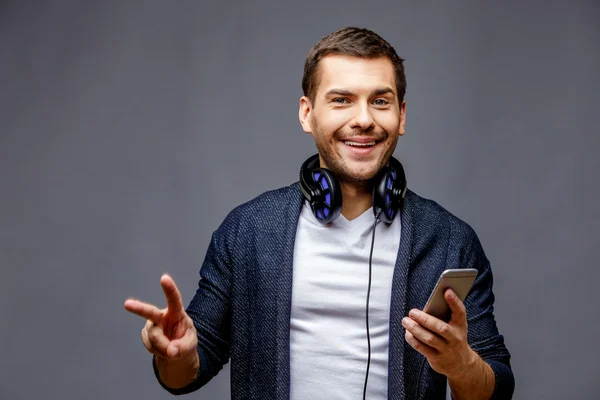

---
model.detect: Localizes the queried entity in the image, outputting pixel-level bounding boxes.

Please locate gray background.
[1,1,598,399]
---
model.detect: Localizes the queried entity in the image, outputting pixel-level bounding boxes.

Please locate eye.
[373,98,389,106]
[332,97,349,104]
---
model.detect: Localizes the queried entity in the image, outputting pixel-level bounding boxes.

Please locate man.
[124,27,514,399]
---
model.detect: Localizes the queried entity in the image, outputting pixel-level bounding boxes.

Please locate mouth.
[342,140,378,147]
[340,138,382,155]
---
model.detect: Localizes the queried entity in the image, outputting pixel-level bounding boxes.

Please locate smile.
[343,141,377,147]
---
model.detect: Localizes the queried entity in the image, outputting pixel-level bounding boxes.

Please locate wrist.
[447,349,496,400]
[155,351,200,389]
[447,347,479,382]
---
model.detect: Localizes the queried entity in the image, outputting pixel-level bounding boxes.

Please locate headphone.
[299,153,408,224]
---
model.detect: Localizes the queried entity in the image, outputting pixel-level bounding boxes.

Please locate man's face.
[299,55,406,184]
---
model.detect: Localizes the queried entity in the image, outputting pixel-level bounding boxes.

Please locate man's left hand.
[402,288,478,379]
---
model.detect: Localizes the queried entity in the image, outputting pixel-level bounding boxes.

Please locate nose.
[350,103,375,131]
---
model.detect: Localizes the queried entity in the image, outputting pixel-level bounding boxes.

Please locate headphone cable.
[363,210,381,400]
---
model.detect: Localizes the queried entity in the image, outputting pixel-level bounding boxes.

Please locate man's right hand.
[124,274,199,387]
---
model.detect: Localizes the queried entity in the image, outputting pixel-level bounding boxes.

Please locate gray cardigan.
[154,183,514,399]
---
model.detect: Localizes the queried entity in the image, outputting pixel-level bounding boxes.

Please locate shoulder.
[213,183,302,239]
[406,189,481,255]
[225,183,301,223]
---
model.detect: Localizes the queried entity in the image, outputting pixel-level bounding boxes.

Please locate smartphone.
[423,268,478,321]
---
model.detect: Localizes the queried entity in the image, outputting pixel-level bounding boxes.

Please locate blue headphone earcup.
[372,157,407,224]
[299,154,342,224]
[310,168,342,224]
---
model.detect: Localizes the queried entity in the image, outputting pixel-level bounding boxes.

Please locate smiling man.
[125,27,514,399]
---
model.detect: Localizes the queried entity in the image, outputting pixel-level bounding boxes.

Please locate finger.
[169,314,195,340]
[408,309,452,340]
[147,324,174,357]
[141,325,168,357]
[169,326,198,357]
[445,289,467,326]
[405,330,437,359]
[402,316,446,350]
[124,299,164,325]
[160,274,184,314]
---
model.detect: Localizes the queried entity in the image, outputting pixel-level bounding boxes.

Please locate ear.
[398,100,407,136]
[299,96,313,133]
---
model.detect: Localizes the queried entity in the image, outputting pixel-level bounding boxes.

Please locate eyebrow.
[373,87,395,96]
[324,87,396,97]
[325,89,354,97]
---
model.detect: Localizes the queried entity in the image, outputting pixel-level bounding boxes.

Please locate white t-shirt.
[290,201,401,399]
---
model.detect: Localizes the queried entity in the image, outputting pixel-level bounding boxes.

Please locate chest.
[290,209,401,324]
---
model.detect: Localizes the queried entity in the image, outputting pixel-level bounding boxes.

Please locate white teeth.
[344,141,376,147]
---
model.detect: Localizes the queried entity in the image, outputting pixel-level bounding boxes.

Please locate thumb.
[166,342,181,359]
[445,289,467,325]
[168,331,197,359]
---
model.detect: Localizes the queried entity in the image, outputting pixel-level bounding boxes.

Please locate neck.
[340,181,374,221]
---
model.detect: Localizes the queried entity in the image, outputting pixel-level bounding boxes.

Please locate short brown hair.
[302,27,406,105]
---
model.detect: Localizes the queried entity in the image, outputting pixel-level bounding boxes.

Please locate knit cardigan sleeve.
[449,219,515,400]
[153,209,240,395]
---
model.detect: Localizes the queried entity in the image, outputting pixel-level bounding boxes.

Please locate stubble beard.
[312,120,393,185]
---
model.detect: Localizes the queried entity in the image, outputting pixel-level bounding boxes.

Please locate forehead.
[316,55,396,94]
